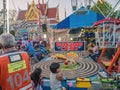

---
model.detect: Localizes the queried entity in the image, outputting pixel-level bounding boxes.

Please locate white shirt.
[93,46,99,54]
[50,73,61,89]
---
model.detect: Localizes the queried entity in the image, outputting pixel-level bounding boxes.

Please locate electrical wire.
[11,0,17,10]
[115,11,120,19]
[103,1,111,12]
[106,0,120,18]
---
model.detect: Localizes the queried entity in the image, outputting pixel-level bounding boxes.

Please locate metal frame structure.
[93,0,120,75]
[97,47,120,75]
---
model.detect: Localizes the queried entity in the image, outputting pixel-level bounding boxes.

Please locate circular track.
[31,58,100,79]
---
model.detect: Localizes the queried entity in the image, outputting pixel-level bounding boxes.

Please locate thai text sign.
[54,42,85,51]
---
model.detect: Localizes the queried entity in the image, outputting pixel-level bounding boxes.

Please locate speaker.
[42,24,47,32]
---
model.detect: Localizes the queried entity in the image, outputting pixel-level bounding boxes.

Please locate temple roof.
[50,20,58,24]
[17,0,58,25]
[17,10,27,20]
[46,8,57,18]
[37,4,47,15]
[28,3,47,15]
[17,3,57,20]
[25,0,38,21]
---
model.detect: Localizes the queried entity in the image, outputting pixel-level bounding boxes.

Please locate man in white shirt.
[89,42,100,61]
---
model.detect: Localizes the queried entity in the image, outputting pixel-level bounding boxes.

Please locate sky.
[0,0,119,21]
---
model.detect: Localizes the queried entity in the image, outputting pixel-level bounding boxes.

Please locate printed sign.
[54,42,85,51]
[8,60,26,73]
[9,54,21,62]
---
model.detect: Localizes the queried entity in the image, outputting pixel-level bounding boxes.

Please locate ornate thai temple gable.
[16,0,58,27]
[44,0,49,16]
[56,4,59,22]
[25,0,38,21]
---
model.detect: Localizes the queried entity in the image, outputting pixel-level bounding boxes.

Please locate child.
[30,68,43,90]
[50,62,66,90]
[34,44,43,61]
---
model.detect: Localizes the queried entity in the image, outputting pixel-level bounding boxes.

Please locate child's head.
[30,68,42,87]
[34,44,40,50]
[50,62,60,73]
[92,42,96,47]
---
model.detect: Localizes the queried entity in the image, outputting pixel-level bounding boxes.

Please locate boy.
[50,62,66,90]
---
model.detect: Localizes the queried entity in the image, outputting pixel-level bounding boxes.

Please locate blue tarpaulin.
[54,17,70,29]
[53,8,105,29]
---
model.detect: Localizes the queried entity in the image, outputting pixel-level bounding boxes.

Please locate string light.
[58,37,61,41]
[43,33,47,39]
[70,37,73,40]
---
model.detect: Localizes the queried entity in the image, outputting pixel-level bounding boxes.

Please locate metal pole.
[115,11,120,19]
[106,0,120,18]
[38,0,41,28]
[3,0,7,33]
[6,0,9,33]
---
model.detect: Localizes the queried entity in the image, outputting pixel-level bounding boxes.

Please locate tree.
[10,30,15,36]
[91,0,112,17]
[113,11,120,19]
[0,25,3,34]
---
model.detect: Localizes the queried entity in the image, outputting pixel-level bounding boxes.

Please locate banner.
[54,42,85,51]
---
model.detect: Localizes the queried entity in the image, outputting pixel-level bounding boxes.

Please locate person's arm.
[56,72,64,81]
[92,46,97,53]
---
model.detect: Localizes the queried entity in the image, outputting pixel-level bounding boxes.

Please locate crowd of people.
[16,37,48,62]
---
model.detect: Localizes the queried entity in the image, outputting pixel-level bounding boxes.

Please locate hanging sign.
[54,42,85,51]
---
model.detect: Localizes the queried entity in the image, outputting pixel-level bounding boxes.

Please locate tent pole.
[106,0,120,18]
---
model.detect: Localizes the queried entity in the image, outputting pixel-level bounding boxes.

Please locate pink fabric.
[68,82,73,87]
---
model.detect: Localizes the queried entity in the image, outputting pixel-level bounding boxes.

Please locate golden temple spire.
[25,0,39,21]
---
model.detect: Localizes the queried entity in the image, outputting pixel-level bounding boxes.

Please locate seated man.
[87,42,93,53]
[89,42,100,61]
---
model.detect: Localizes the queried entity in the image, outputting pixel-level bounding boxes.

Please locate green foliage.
[0,25,16,36]
[60,63,80,70]
[10,30,15,36]
[0,25,3,34]
[91,1,120,18]
[91,1,112,17]
[113,11,120,19]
